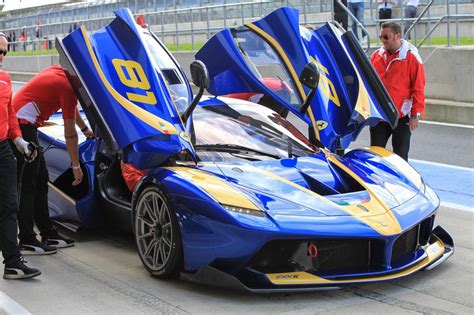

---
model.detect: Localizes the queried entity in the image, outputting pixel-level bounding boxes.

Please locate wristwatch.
[410,113,421,120]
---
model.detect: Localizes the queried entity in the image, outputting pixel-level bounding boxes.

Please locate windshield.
[232,29,302,109]
[193,101,316,162]
[142,32,190,113]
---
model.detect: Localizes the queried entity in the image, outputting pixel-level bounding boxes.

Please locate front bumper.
[182,226,454,292]
[264,226,453,287]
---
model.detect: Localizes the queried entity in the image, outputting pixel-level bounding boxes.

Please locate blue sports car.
[38,7,453,292]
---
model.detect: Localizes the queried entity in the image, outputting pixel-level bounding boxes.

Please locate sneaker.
[20,240,57,255]
[4,257,41,280]
[42,233,75,248]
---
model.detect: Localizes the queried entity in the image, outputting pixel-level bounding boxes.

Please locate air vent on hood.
[299,162,365,196]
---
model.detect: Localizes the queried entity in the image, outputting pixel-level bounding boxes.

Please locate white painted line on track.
[420,120,474,129]
[0,292,31,315]
[440,202,473,212]
[410,159,474,172]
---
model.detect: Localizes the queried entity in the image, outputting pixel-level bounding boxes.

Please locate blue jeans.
[349,2,367,39]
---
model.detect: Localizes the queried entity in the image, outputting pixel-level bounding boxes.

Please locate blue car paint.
[196,7,397,152]
[61,10,195,169]
[42,7,451,289]
[127,148,438,272]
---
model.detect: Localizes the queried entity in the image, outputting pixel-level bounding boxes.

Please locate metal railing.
[1,0,473,55]
[335,0,371,52]
[417,13,474,48]
[367,0,474,48]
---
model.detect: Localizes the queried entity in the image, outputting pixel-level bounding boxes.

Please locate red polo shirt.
[13,65,77,126]
[0,70,21,141]
[371,40,425,118]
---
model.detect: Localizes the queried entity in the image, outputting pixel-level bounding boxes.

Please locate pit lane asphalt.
[1,84,472,313]
[0,205,472,314]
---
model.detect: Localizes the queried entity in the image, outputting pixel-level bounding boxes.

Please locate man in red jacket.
[370,22,425,160]
[13,65,94,255]
[0,32,40,279]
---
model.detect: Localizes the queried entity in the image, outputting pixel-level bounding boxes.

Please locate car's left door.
[57,8,196,169]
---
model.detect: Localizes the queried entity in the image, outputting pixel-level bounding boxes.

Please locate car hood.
[195,7,398,151]
[57,8,195,169]
[197,153,421,215]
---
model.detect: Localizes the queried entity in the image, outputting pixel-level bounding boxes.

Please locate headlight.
[222,204,266,217]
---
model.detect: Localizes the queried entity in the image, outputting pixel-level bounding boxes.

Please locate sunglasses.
[379,35,390,40]
[0,49,7,56]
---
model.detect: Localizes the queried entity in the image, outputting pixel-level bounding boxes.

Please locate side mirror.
[299,62,320,114]
[299,61,320,90]
[190,60,209,89]
[181,60,210,122]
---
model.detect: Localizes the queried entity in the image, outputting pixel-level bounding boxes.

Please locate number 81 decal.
[112,59,157,105]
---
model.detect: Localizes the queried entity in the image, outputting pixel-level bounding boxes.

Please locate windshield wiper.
[194,144,281,159]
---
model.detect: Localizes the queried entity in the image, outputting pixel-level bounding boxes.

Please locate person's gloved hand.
[14,137,37,161]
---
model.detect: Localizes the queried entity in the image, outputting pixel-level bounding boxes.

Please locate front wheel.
[134,186,182,279]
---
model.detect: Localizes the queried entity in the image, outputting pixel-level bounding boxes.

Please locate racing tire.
[134,186,182,279]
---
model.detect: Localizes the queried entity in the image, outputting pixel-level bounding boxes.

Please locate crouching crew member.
[12,65,94,255]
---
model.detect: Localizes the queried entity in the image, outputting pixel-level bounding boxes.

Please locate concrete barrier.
[3,47,473,125]
[422,46,473,104]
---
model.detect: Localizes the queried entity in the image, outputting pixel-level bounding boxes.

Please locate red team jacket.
[0,70,21,141]
[13,65,77,126]
[370,39,426,118]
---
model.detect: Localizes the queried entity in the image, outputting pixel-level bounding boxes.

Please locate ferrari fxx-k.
[39,7,453,291]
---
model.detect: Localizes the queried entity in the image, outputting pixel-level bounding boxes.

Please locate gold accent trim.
[267,239,446,285]
[332,33,371,119]
[218,164,400,235]
[245,23,320,141]
[80,26,177,135]
[164,167,260,211]
[310,35,371,118]
[364,146,395,158]
[327,155,402,235]
[354,73,371,119]
[48,182,76,206]
[310,57,341,107]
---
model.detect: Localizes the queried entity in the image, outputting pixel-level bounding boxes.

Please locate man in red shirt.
[370,22,425,160]
[0,32,40,279]
[12,65,94,255]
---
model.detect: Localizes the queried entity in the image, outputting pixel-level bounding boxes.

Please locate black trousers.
[334,0,348,30]
[379,8,392,21]
[0,140,21,265]
[370,116,411,161]
[13,124,55,244]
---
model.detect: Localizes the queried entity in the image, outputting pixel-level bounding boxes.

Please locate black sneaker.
[20,240,57,255]
[42,233,75,248]
[4,257,41,280]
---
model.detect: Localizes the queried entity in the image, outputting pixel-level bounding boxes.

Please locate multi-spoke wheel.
[134,186,182,278]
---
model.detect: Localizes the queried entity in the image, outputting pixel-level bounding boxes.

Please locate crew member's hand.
[82,127,95,138]
[409,117,419,131]
[14,137,38,161]
[72,164,83,186]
